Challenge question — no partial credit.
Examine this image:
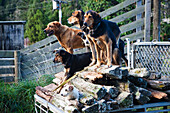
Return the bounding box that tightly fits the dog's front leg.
[92,39,101,67]
[106,39,112,68]
[87,37,96,66]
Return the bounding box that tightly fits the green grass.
[0,75,55,113]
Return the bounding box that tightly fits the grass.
[0,75,55,113]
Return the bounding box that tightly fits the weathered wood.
[129,68,150,78]
[0,50,14,58]
[136,0,142,32]
[0,66,15,68]
[146,80,170,90]
[121,30,144,41]
[153,0,161,41]
[21,42,60,63]
[87,65,122,79]
[110,5,144,23]
[0,74,15,77]
[147,71,161,80]
[144,0,151,41]
[78,71,103,81]
[120,18,144,33]
[147,88,167,99]
[0,68,15,74]
[0,22,25,50]
[21,35,57,54]
[116,91,133,108]
[99,0,137,18]
[128,76,147,88]
[14,51,19,82]
[22,64,63,79]
[72,77,106,99]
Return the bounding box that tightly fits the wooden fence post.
[144,0,151,42]
[14,51,20,82]
[153,0,161,41]
[136,0,142,32]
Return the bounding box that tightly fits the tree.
[24,0,46,43]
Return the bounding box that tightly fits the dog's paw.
[89,60,96,66]
[106,63,112,68]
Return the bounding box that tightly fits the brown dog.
[44,21,85,54]
[67,10,85,29]
[82,10,120,67]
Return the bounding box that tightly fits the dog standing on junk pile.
[53,49,92,93]
[81,10,121,68]
[68,10,128,67]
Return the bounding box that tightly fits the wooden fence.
[0,50,20,82]
[99,0,151,42]
[19,0,151,79]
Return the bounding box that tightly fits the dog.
[60,85,79,101]
[67,10,85,29]
[68,10,128,66]
[44,21,85,54]
[53,49,92,93]
[82,10,121,67]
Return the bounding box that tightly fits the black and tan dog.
[44,21,85,54]
[53,49,92,93]
[68,10,128,66]
[82,10,121,67]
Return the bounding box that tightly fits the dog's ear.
[80,10,85,16]
[59,49,66,56]
[93,11,101,24]
[53,48,59,53]
[53,21,61,27]
[69,85,74,91]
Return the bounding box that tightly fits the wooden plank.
[144,0,151,42]
[120,18,144,33]
[22,64,63,79]
[0,74,15,77]
[22,61,61,76]
[21,42,60,62]
[21,53,54,68]
[21,35,58,54]
[121,30,144,41]
[0,58,15,60]
[109,5,145,23]
[0,68,15,74]
[14,51,18,82]
[0,60,14,66]
[0,50,14,58]
[99,0,137,18]
[136,0,142,32]
[0,66,15,68]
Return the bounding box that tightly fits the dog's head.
[60,85,75,97]
[53,49,68,63]
[44,21,61,36]
[67,10,85,25]
[83,10,101,28]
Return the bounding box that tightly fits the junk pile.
[35,65,170,113]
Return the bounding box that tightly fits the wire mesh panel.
[133,42,170,76]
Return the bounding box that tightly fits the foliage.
[0,0,169,43]
[0,75,55,113]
